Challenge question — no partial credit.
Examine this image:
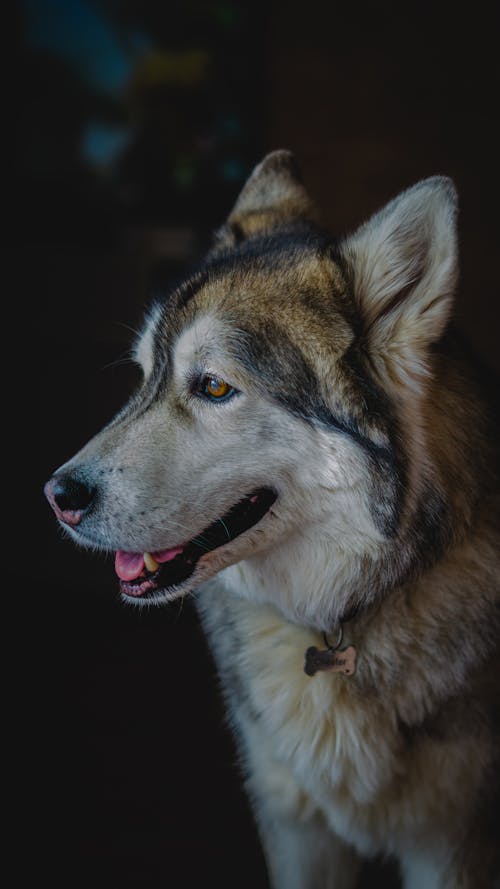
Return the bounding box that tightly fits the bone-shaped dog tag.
[304,645,357,677]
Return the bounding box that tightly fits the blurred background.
[24,0,499,886]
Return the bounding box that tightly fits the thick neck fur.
[220,333,499,672]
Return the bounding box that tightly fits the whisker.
[190,537,214,553]
[173,594,185,624]
[114,320,143,339]
[145,519,216,550]
[101,354,135,372]
[218,518,231,541]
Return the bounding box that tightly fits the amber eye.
[199,375,236,402]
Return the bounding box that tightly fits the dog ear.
[339,177,459,388]
[213,150,319,248]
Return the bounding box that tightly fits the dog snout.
[44,472,97,526]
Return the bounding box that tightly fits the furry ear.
[214,150,319,248]
[339,177,458,387]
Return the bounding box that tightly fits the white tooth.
[144,552,160,572]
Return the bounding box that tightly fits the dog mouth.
[116,487,277,601]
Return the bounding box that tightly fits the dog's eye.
[198,375,236,402]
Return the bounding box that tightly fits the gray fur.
[46,151,500,888]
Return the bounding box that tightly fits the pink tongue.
[115,545,185,581]
[115,551,144,581]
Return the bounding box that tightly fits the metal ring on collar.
[322,623,343,652]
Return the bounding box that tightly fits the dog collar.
[304,607,359,677]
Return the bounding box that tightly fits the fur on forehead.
[140,151,458,398]
[132,234,350,385]
[165,241,356,381]
[172,313,240,380]
[212,151,459,391]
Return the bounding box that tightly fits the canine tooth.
[144,552,160,572]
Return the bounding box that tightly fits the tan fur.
[216,149,320,246]
[46,151,500,888]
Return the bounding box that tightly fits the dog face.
[45,151,458,626]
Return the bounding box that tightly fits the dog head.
[45,151,458,625]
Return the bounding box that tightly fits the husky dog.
[45,151,499,888]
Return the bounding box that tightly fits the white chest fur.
[197,582,406,855]
[196,579,485,861]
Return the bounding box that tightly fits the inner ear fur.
[338,177,459,388]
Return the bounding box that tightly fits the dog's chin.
[118,487,278,607]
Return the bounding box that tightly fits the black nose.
[54,475,95,512]
[45,473,96,522]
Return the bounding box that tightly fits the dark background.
[25,1,499,886]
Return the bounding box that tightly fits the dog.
[45,150,500,888]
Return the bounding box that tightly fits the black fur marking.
[228,319,407,538]
[229,221,245,244]
[341,342,408,535]
[143,228,408,536]
[234,319,390,453]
